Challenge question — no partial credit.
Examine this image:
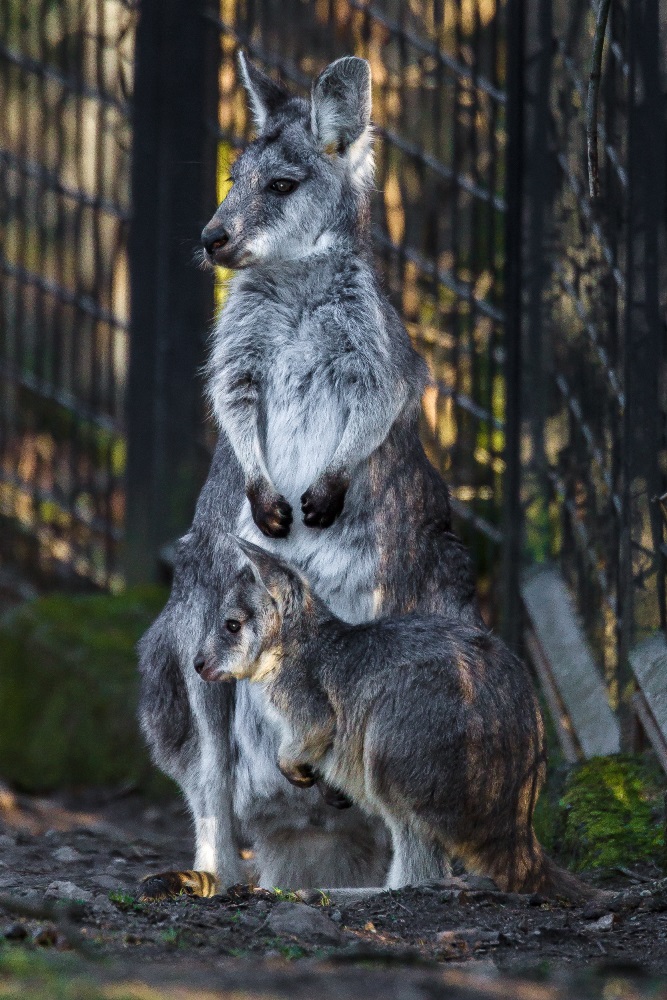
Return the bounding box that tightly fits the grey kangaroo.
[198,539,595,902]
[138,53,482,900]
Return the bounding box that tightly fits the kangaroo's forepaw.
[301,472,349,528]
[317,780,353,809]
[278,760,317,788]
[138,869,218,902]
[247,482,293,538]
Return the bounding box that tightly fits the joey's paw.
[278,759,317,788]
[247,482,293,538]
[138,869,218,901]
[301,471,350,528]
[317,780,353,810]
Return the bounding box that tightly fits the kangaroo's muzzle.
[201,224,230,261]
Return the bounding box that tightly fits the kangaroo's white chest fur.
[261,323,346,503]
[211,269,380,625]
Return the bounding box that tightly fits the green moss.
[559,755,665,871]
[0,586,174,795]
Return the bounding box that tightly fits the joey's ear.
[238,51,289,131]
[233,537,305,614]
[311,56,371,152]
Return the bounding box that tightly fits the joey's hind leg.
[385,821,450,889]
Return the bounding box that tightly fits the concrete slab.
[522,565,620,758]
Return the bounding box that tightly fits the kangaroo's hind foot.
[138,869,219,901]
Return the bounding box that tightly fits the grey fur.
[201,540,594,901]
[139,54,480,892]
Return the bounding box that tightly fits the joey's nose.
[194,653,207,675]
[202,226,229,256]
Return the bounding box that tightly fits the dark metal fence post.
[501,0,526,651]
[619,0,666,745]
[125,0,219,583]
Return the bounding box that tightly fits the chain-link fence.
[0,0,134,591]
[521,0,666,730]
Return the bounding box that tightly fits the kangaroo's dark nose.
[194,653,207,675]
[202,226,229,256]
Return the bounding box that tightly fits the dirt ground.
[2,786,667,999]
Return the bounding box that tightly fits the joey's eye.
[225,619,241,634]
[268,178,298,195]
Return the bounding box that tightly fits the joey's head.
[201,52,373,269]
[194,538,313,683]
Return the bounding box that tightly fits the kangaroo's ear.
[311,56,371,152]
[233,537,306,615]
[238,51,289,131]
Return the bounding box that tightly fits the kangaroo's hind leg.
[137,619,244,901]
[385,820,450,889]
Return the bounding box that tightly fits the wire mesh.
[0,0,135,591]
[521,0,666,712]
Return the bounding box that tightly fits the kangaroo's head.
[194,538,312,683]
[201,53,373,269]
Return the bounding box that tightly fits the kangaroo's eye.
[225,619,241,634]
[268,178,298,195]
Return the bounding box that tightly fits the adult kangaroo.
[137,53,481,900]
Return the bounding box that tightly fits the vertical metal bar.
[620,0,666,743]
[125,0,218,583]
[501,0,525,650]
[522,0,553,567]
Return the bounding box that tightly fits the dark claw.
[300,472,349,529]
[247,484,293,538]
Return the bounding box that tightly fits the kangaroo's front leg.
[220,369,292,538]
[276,721,335,789]
[301,359,411,529]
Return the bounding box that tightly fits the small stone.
[435,927,500,958]
[33,925,58,947]
[92,874,133,892]
[0,834,17,849]
[53,846,83,863]
[44,881,93,903]
[460,875,499,892]
[437,927,500,944]
[91,895,117,915]
[3,923,28,941]
[267,901,342,944]
[587,913,616,932]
